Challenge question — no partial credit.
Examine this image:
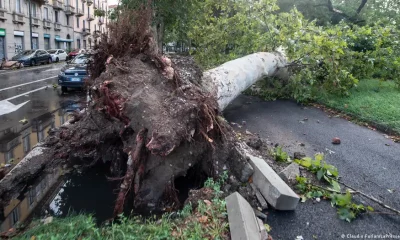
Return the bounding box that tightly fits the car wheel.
[61,86,68,93]
[56,57,59,62]
[30,59,36,66]
[48,58,52,64]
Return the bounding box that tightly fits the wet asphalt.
[0,63,84,130]
[224,95,400,240]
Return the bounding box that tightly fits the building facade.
[0,0,108,60]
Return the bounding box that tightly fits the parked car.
[48,49,68,62]
[11,49,52,66]
[67,49,86,60]
[58,53,91,93]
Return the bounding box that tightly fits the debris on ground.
[332,137,341,144]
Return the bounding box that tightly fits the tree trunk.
[202,51,287,111]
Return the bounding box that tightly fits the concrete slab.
[226,192,265,240]
[247,154,300,210]
[279,162,300,182]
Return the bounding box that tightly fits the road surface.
[224,95,400,240]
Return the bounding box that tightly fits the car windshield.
[16,50,35,56]
[71,54,89,64]
[47,50,57,54]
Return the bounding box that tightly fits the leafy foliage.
[271,146,291,162]
[294,153,374,222]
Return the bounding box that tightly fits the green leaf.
[337,208,356,222]
[316,169,324,180]
[330,180,341,192]
[367,206,374,212]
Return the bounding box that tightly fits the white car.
[48,49,68,62]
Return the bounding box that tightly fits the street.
[224,95,400,239]
[0,64,85,166]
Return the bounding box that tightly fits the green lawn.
[315,79,400,134]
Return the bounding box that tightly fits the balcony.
[93,30,101,38]
[54,22,61,31]
[12,12,25,24]
[87,0,93,6]
[82,27,90,36]
[32,17,41,27]
[75,8,83,16]
[0,9,7,21]
[87,14,94,21]
[43,19,52,29]
[98,17,103,25]
[53,1,64,10]
[82,0,86,3]
[64,5,75,15]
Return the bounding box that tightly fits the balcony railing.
[53,1,64,10]
[64,5,75,15]
[43,19,52,29]
[82,27,90,35]
[98,17,103,25]
[12,12,25,24]
[87,14,94,21]
[75,8,83,16]
[32,17,40,27]
[54,22,61,31]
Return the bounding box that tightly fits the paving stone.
[247,154,300,210]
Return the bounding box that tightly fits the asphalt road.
[0,63,84,133]
[224,95,400,240]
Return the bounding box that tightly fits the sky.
[108,0,118,6]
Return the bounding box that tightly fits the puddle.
[0,97,85,231]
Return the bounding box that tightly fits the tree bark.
[202,51,287,111]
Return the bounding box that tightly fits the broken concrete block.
[279,163,300,182]
[247,154,300,210]
[226,192,264,240]
[250,183,268,210]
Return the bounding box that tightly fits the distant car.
[58,53,91,93]
[11,49,52,66]
[48,49,68,62]
[67,49,86,60]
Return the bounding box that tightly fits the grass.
[14,177,229,240]
[315,79,400,134]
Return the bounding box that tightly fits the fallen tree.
[0,6,288,214]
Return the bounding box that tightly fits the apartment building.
[0,0,108,59]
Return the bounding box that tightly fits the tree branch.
[356,0,368,15]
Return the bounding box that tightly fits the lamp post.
[28,0,33,49]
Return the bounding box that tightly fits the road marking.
[0,64,62,75]
[0,100,30,116]
[5,86,47,101]
[0,76,57,92]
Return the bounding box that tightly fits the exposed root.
[113,128,148,217]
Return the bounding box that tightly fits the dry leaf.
[204,200,212,206]
[199,216,208,223]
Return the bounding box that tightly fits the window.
[38,124,44,142]
[16,0,21,13]
[77,39,81,49]
[66,15,70,26]
[83,19,85,28]
[5,149,14,163]
[28,188,36,206]
[0,0,3,9]
[44,7,49,20]
[32,3,37,18]
[76,17,79,27]
[55,11,59,23]
[82,2,84,13]
[23,135,31,153]
[11,207,19,225]
[59,50,65,53]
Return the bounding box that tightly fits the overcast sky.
[108,0,118,6]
